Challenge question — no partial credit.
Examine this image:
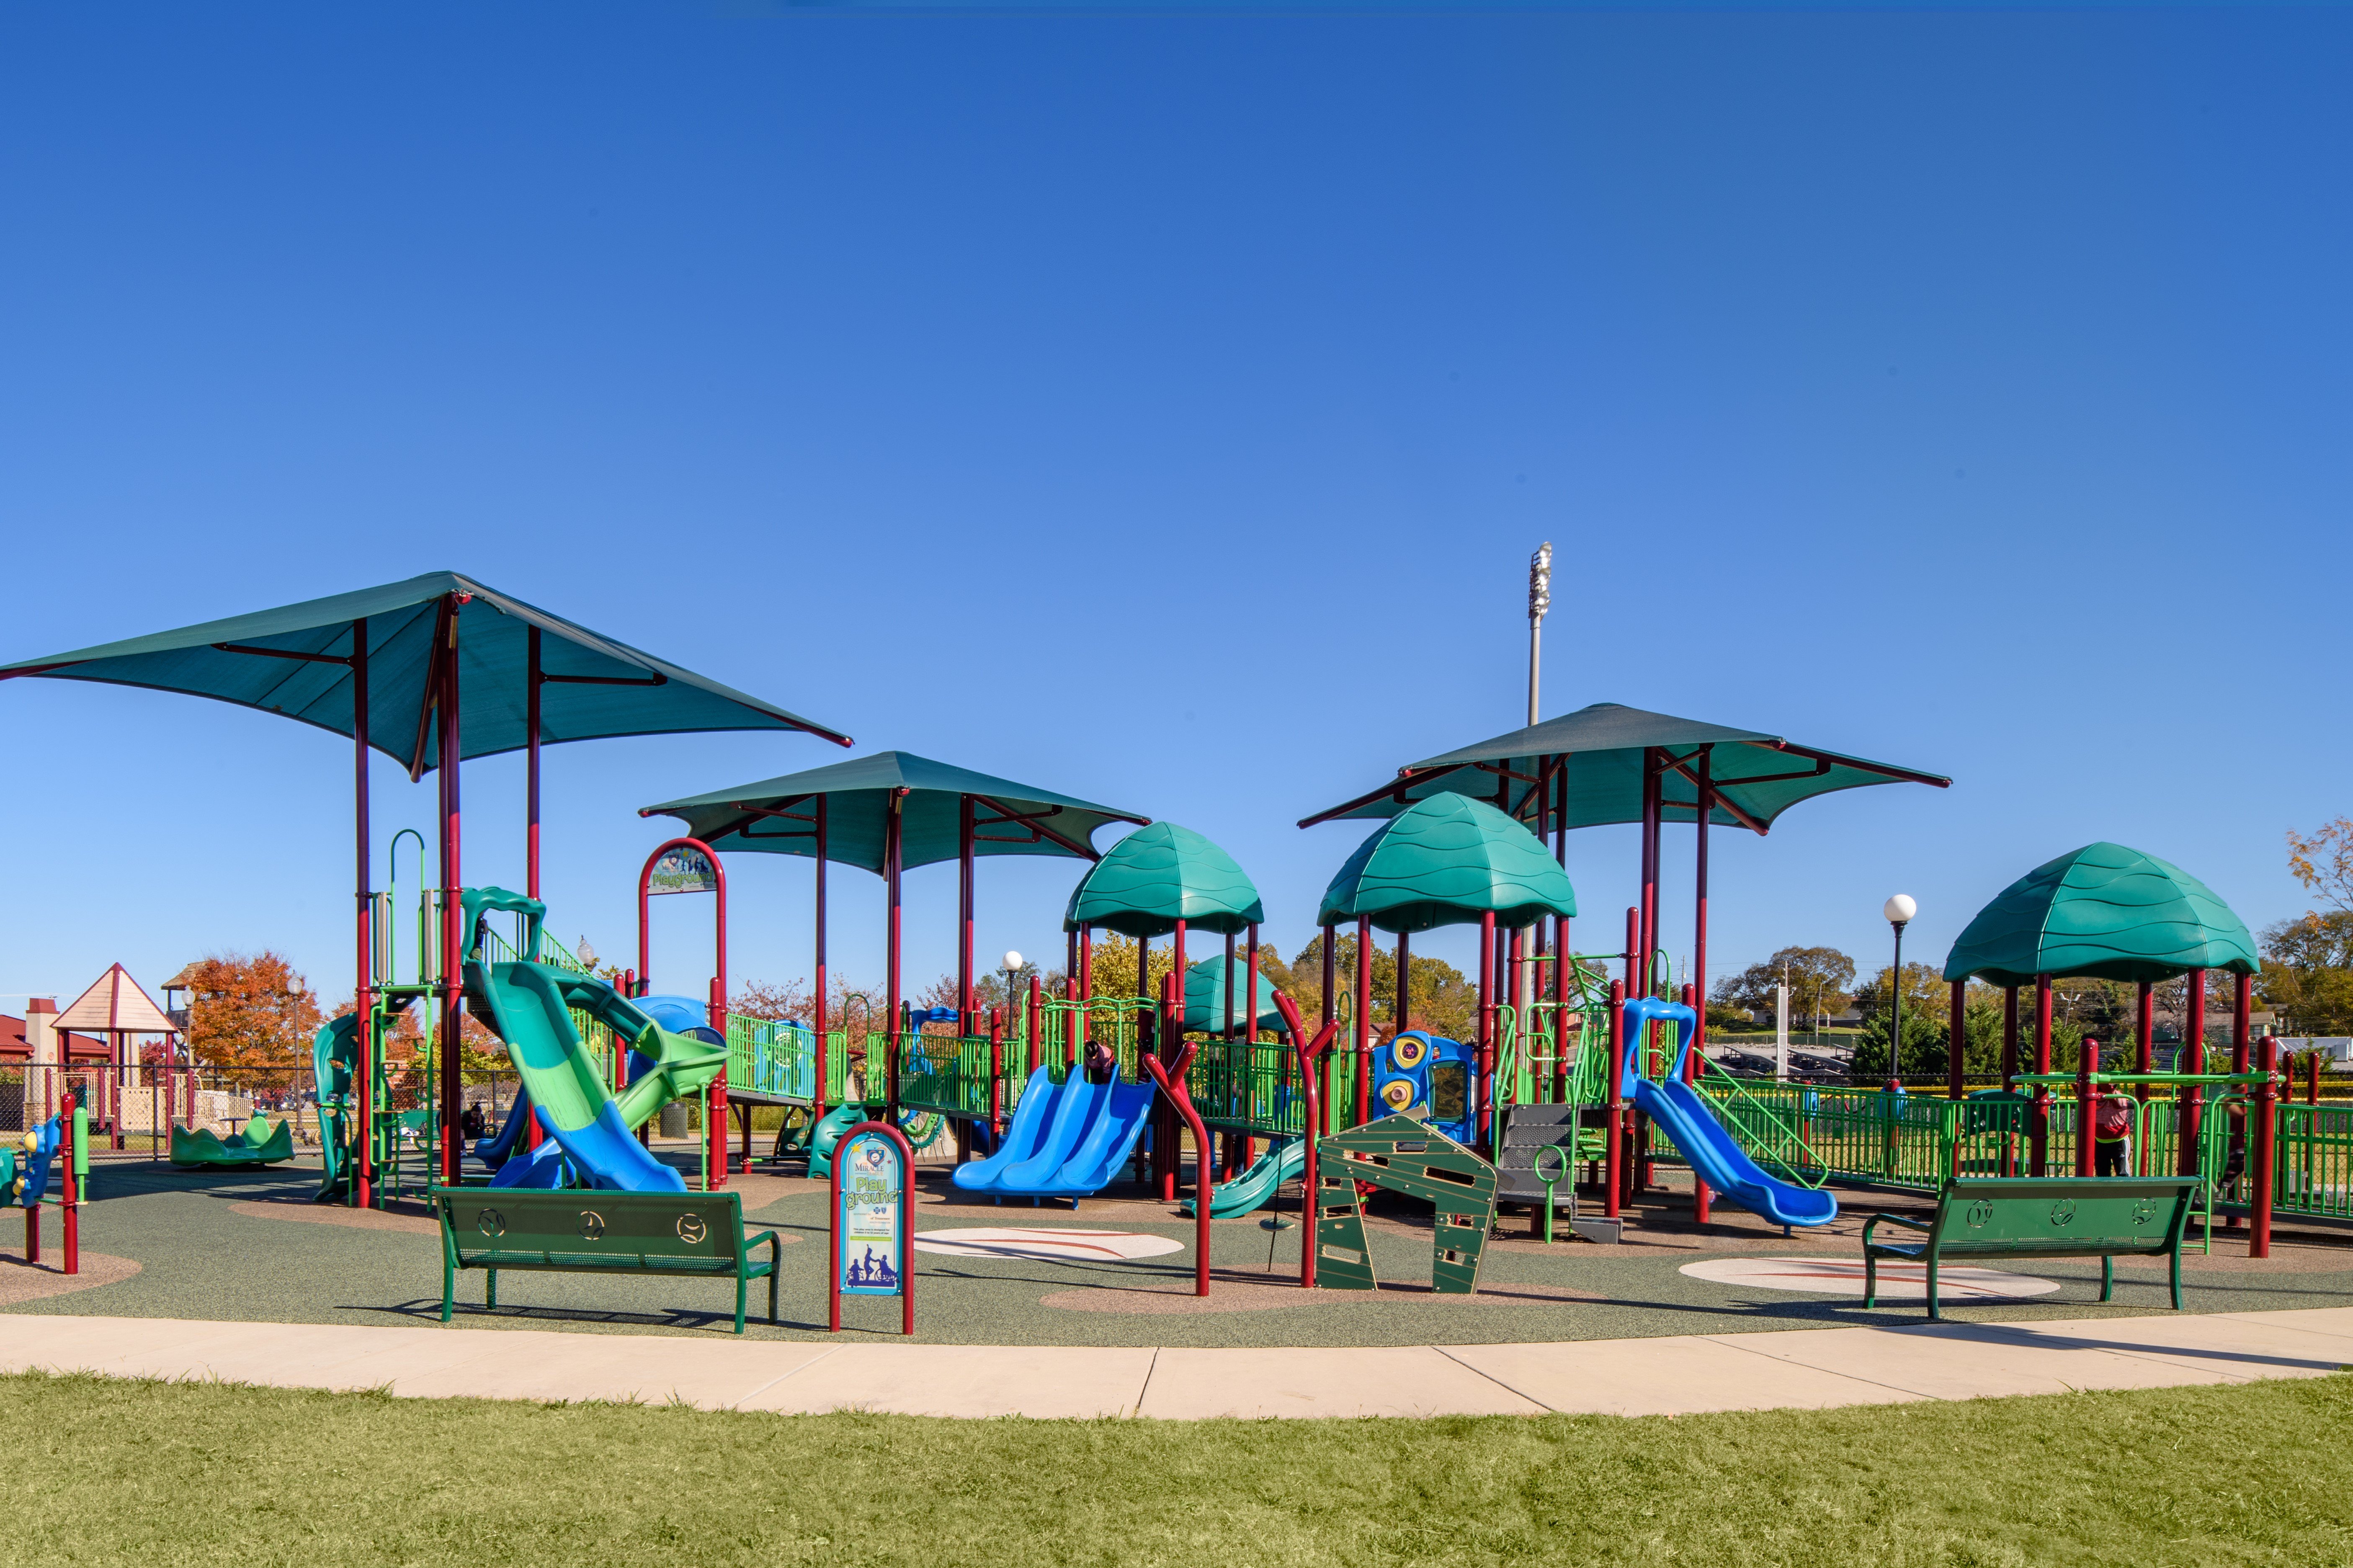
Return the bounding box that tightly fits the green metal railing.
[2273,1100,2353,1219]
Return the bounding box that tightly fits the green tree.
[1282,931,1478,1044]
[2260,912,2353,1035]
[1711,946,1856,1033]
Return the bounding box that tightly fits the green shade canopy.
[1183,956,1285,1035]
[1299,702,1947,837]
[0,571,850,771]
[1942,842,2260,987]
[640,751,1148,875]
[1062,823,1264,937]
[1318,793,1577,934]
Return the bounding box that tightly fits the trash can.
[658,1102,689,1140]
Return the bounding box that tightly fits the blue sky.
[2,5,2346,1016]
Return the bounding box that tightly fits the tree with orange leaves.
[185,951,321,1094]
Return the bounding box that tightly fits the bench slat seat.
[434,1187,782,1334]
[1862,1176,2197,1321]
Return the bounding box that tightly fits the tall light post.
[1527,541,1552,726]
[1884,894,1916,1088]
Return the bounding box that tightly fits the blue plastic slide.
[951,1066,1155,1200]
[1622,996,1837,1229]
[475,1090,534,1170]
[1182,1136,1304,1218]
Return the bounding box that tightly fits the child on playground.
[2093,1088,2133,1176]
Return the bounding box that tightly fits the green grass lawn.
[9,1370,2350,1566]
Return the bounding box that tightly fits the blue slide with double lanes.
[1623,996,1837,1229]
[951,1065,1155,1200]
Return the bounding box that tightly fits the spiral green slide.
[459,888,725,1192]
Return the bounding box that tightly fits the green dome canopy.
[1317,793,1577,934]
[1062,823,1264,937]
[1942,842,2259,987]
[1183,956,1283,1035]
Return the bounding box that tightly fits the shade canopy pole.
[814,795,829,1117]
[436,595,464,1186]
[526,626,542,900]
[1353,916,1372,1127]
[352,616,374,1209]
[886,788,905,1120]
[958,794,975,1031]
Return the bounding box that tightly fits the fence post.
[2076,1036,2098,1178]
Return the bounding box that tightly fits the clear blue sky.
[3,5,2346,1015]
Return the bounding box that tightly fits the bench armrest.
[1862,1213,1933,1247]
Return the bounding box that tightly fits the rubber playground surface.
[10,1148,2353,1352]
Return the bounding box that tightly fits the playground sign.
[647,844,719,895]
[828,1120,915,1334]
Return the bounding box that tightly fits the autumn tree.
[186,951,322,1094]
[1710,946,1857,1033]
[1280,930,1478,1044]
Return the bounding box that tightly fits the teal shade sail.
[1942,842,2259,986]
[0,571,850,770]
[1300,702,1946,837]
[1182,955,1285,1035]
[1318,794,1577,934]
[641,751,1148,875]
[1062,823,1264,937]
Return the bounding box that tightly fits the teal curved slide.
[1622,996,1836,1228]
[459,886,724,1193]
[1182,1137,1304,1218]
[951,1066,1154,1200]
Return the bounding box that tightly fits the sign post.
[828,1120,915,1335]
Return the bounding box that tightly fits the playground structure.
[3,1091,88,1272]
[0,566,2338,1317]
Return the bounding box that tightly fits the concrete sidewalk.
[8,1308,2351,1418]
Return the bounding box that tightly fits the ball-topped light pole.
[1527,541,1553,727]
[1884,894,1916,1089]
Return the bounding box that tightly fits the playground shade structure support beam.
[2252,1035,2277,1258]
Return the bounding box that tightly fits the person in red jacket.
[2093,1089,2134,1176]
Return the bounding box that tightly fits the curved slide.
[1182,1136,1304,1218]
[1622,997,1836,1229]
[951,1066,1154,1200]
[460,893,725,1192]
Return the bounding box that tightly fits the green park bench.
[433,1187,784,1334]
[1862,1175,2199,1321]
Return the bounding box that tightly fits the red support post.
[1477,910,1496,1147]
[352,615,374,1209]
[2232,971,2253,1077]
[1138,996,1211,1298]
[814,795,829,1116]
[1948,979,1966,1102]
[885,789,905,1121]
[2252,1034,2277,1259]
[957,794,975,1032]
[1245,924,1260,1046]
[1162,920,1186,1202]
[1624,906,1640,1000]
[1682,981,1708,1223]
[1397,929,1412,1043]
[2137,981,2155,1074]
[2181,969,2206,1177]
[2075,1035,2098,1178]
[2032,974,2052,1178]
[1273,993,1331,1292]
[436,596,464,1187]
[1352,917,1372,1128]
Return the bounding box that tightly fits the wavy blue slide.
[951,1066,1155,1200]
[1623,996,1837,1229]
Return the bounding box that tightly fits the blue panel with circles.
[1372,1030,1477,1148]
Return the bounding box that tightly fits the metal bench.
[1863,1175,2198,1321]
[433,1187,783,1334]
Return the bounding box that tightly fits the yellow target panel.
[1390,1035,1429,1071]
[1380,1079,1417,1112]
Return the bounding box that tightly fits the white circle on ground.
[1679,1255,2063,1301]
[912,1227,1183,1262]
